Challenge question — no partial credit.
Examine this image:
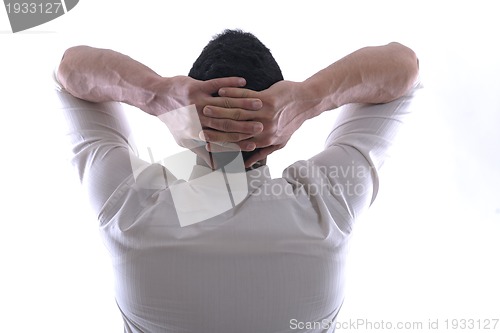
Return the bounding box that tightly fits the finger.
[222,98,262,111]
[218,87,258,99]
[204,141,245,153]
[208,97,262,111]
[201,114,263,134]
[206,142,256,153]
[244,146,280,168]
[203,105,263,121]
[204,77,246,94]
[200,130,257,151]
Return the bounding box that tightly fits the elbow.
[394,42,420,87]
[57,45,90,91]
[387,42,420,99]
[403,46,420,91]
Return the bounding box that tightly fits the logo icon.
[3,0,79,33]
[128,104,250,227]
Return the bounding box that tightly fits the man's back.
[104,165,346,332]
[55,36,419,332]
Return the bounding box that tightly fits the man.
[55,30,419,332]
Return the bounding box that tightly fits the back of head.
[189,29,284,91]
[189,29,284,169]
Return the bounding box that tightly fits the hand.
[144,75,264,151]
[201,80,309,167]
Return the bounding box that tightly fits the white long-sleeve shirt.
[55,70,420,333]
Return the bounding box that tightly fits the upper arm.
[288,82,422,222]
[54,70,149,216]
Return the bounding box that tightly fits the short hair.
[189,29,284,168]
[189,29,284,91]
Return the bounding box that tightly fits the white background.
[1,1,499,332]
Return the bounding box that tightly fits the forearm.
[57,45,267,153]
[299,42,419,117]
[57,46,161,113]
[199,42,418,167]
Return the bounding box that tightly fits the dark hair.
[189,29,284,169]
[189,29,284,91]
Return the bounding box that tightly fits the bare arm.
[57,46,264,150]
[57,46,159,108]
[301,42,419,110]
[202,42,420,166]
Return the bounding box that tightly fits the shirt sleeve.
[284,81,422,228]
[53,68,150,217]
